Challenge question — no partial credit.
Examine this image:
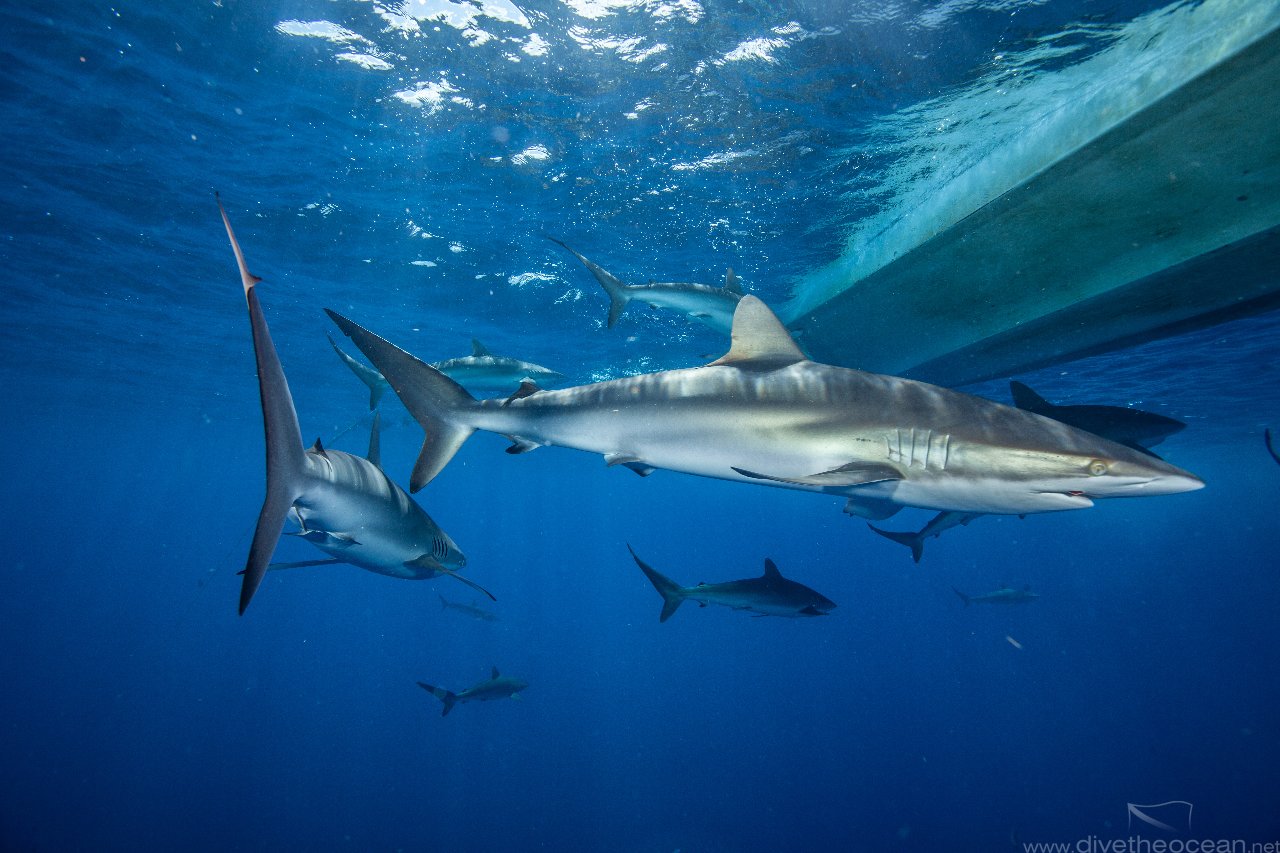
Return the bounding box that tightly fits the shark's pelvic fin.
[605,453,654,476]
[709,296,806,367]
[842,495,903,521]
[219,196,306,616]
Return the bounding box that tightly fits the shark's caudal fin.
[417,681,460,716]
[953,587,971,607]
[219,196,307,615]
[327,333,387,410]
[325,310,477,491]
[868,524,925,563]
[1009,381,1051,414]
[627,544,686,623]
[548,237,631,328]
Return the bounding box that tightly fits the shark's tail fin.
[627,545,686,623]
[327,333,387,410]
[417,681,459,716]
[867,523,925,563]
[1009,381,1051,414]
[219,196,306,616]
[325,310,477,491]
[953,587,971,607]
[548,237,631,328]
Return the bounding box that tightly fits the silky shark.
[326,295,1203,520]
[953,584,1039,606]
[220,198,493,614]
[550,237,743,334]
[431,339,565,393]
[1010,381,1185,456]
[438,593,499,622]
[629,545,835,621]
[417,668,528,716]
[867,511,985,564]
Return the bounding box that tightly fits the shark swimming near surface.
[326,295,1203,521]
[550,237,743,334]
[220,197,493,614]
[431,339,564,393]
[629,545,835,621]
[1009,381,1185,455]
[417,668,528,716]
[953,584,1040,606]
[438,593,499,622]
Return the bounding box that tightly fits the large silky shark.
[220,198,492,614]
[550,237,743,334]
[629,545,835,622]
[326,295,1203,521]
[417,668,528,716]
[1010,381,1185,455]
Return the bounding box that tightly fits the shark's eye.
[1088,460,1108,476]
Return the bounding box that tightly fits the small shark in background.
[328,334,390,410]
[417,668,528,716]
[431,339,564,393]
[219,197,493,614]
[953,584,1040,606]
[867,511,985,564]
[1009,381,1186,455]
[1266,429,1280,466]
[549,237,743,334]
[628,545,836,621]
[438,593,499,622]
[327,295,1203,521]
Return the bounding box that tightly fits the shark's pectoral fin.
[505,436,541,454]
[264,558,347,572]
[605,453,655,477]
[407,555,498,602]
[842,496,903,521]
[732,462,901,488]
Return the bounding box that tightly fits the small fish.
[417,667,528,716]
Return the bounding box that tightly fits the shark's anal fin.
[733,462,901,488]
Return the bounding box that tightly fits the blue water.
[2,1,1279,851]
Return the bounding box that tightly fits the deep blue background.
[1,1,1278,850]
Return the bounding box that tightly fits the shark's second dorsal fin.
[708,296,805,367]
[491,666,500,680]
[762,558,782,580]
[472,339,492,357]
[503,379,542,406]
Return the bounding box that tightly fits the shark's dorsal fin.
[491,666,500,680]
[367,411,382,469]
[472,339,492,357]
[503,380,542,406]
[1009,381,1051,413]
[311,437,328,458]
[708,296,805,367]
[762,558,782,580]
[724,267,741,295]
